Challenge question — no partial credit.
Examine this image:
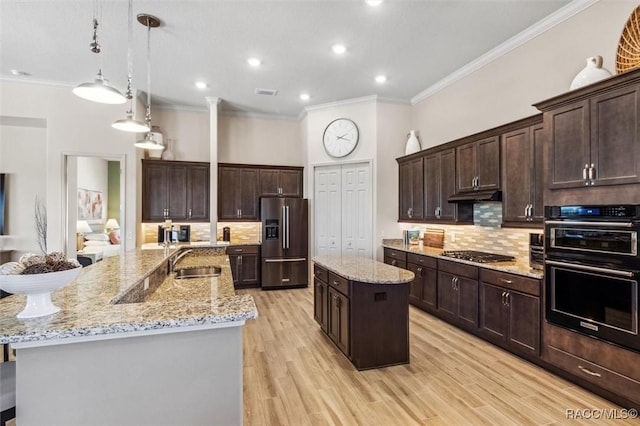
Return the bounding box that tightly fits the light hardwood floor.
[241,286,638,425]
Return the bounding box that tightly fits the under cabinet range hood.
[447,190,502,203]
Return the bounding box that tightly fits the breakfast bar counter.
[0,245,257,426]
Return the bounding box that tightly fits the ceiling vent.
[255,88,278,96]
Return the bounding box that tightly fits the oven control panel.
[545,204,640,219]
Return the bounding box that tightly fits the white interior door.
[314,162,371,258]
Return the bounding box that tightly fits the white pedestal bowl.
[0,267,82,318]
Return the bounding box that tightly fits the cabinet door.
[507,290,540,356]
[437,271,457,321]
[457,276,479,330]
[218,167,242,220]
[166,164,188,220]
[456,143,477,193]
[423,153,440,220]
[420,266,437,312]
[239,168,259,220]
[476,136,500,191]
[142,162,168,221]
[548,100,590,188]
[438,149,458,221]
[590,85,640,186]
[531,124,545,222]
[328,287,350,356]
[479,282,507,345]
[259,169,280,197]
[279,169,303,197]
[502,127,532,224]
[398,158,423,220]
[398,161,413,220]
[314,279,328,331]
[187,164,210,221]
[407,263,423,306]
[228,254,240,286]
[239,254,260,287]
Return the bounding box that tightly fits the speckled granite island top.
[0,245,258,345]
[382,241,543,279]
[313,254,415,284]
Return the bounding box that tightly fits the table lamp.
[105,218,120,233]
[77,220,92,251]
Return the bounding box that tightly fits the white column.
[206,97,221,242]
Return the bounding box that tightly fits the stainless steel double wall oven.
[544,205,640,352]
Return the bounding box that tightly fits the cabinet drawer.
[313,264,328,283]
[437,259,478,280]
[407,253,437,269]
[547,345,640,404]
[384,257,407,269]
[480,269,540,296]
[384,248,407,262]
[328,272,350,296]
[227,245,260,255]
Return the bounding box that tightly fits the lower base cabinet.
[313,263,409,370]
[227,245,261,288]
[437,259,479,331]
[407,253,437,313]
[479,269,540,359]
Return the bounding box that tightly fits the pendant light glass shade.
[112,113,150,132]
[74,70,126,104]
[134,132,164,149]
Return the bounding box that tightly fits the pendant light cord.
[145,17,152,127]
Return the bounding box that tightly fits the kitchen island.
[0,245,257,426]
[312,254,414,370]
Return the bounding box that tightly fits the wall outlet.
[143,277,150,291]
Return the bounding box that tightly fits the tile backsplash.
[216,222,261,243]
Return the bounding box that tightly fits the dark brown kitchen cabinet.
[313,264,329,331]
[328,286,350,355]
[259,167,303,197]
[534,72,640,193]
[437,259,478,332]
[501,118,544,226]
[383,248,407,269]
[456,136,500,194]
[398,157,424,221]
[479,269,541,359]
[227,245,260,288]
[142,160,209,222]
[218,166,259,221]
[424,148,472,223]
[407,253,437,314]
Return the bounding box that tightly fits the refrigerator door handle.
[264,258,307,263]
[281,205,287,250]
[285,205,290,249]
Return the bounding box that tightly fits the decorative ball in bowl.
[0,266,82,319]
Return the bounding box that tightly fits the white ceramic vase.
[405,130,421,156]
[161,139,175,161]
[570,56,612,90]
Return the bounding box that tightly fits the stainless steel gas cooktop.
[441,250,515,263]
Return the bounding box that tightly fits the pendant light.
[112,0,150,132]
[73,1,126,104]
[134,13,164,150]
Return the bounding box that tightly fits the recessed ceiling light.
[194,81,208,90]
[332,44,347,55]
[247,57,262,67]
[10,69,30,76]
[300,93,310,101]
[375,75,387,83]
[366,0,383,6]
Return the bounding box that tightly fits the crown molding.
[411,0,599,105]
[218,109,298,121]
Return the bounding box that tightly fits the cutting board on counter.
[423,228,445,248]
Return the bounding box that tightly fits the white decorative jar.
[405,130,421,156]
[570,56,613,90]
[161,139,175,161]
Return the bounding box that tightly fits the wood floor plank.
[241,287,631,425]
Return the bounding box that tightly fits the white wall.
[411,1,638,148]
[152,107,210,162]
[0,118,47,259]
[0,81,140,253]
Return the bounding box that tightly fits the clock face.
[323,118,359,158]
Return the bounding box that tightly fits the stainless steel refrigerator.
[261,197,308,289]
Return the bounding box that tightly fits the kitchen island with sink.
[0,245,257,426]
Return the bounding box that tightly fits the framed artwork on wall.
[78,188,104,222]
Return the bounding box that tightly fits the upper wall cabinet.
[424,148,472,223]
[534,69,640,204]
[259,167,303,198]
[501,117,544,227]
[455,136,500,194]
[398,157,424,221]
[142,160,210,222]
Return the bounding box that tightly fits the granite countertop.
[0,245,258,345]
[382,241,543,279]
[313,254,415,284]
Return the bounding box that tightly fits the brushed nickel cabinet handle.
[500,278,513,284]
[578,365,601,377]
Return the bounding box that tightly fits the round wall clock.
[323,118,359,158]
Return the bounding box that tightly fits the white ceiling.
[1,0,572,119]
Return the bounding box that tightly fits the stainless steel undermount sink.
[174,266,222,279]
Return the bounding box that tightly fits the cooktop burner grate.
[441,250,515,263]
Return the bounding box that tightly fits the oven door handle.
[544,220,634,227]
[546,260,634,277]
